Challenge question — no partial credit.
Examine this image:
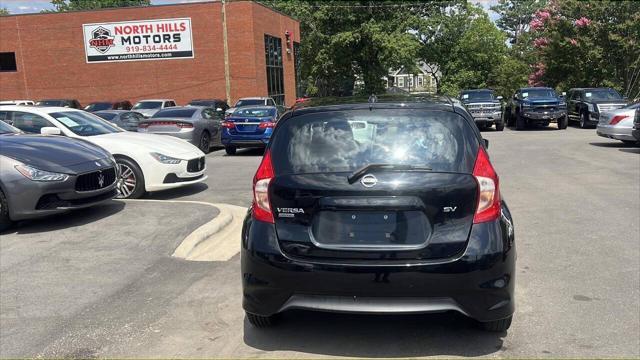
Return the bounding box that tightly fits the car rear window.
[235,99,264,107]
[233,107,275,117]
[270,109,478,175]
[85,103,112,111]
[152,109,197,118]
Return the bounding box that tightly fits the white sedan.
[0,106,207,198]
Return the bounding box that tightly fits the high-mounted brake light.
[252,150,275,223]
[609,115,629,125]
[472,147,501,223]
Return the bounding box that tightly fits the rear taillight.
[259,121,276,129]
[609,115,629,125]
[472,147,500,223]
[221,121,235,128]
[138,123,149,129]
[177,122,193,129]
[252,150,275,223]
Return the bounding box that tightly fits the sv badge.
[443,206,457,213]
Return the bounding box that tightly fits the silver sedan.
[597,103,640,144]
[137,106,222,153]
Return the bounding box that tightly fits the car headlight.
[15,164,69,182]
[150,152,182,164]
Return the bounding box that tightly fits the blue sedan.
[221,106,278,155]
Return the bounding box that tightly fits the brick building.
[0,1,301,107]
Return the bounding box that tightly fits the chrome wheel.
[116,163,136,198]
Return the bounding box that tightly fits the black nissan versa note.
[241,95,516,332]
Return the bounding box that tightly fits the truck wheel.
[495,120,505,131]
[515,113,526,130]
[580,112,590,129]
[558,115,568,130]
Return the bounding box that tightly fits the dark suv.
[241,96,516,332]
[505,87,567,130]
[459,89,504,131]
[566,88,628,128]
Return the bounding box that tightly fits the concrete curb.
[122,199,247,261]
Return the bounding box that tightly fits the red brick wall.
[0,1,299,107]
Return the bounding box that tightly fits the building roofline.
[0,0,297,23]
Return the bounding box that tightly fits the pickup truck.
[459,89,504,131]
[566,88,628,128]
[505,87,567,130]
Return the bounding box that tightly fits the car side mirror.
[41,127,61,136]
[483,138,489,149]
[496,96,503,101]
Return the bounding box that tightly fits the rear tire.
[0,190,12,232]
[479,315,512,332]
[246,312,276,328]
[199,131,211,154]
[116,157,145,199]
[558,115,568,130]
[515,112,526,130]
[495,120,505,131]
[225,146,237,155]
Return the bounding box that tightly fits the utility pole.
[222,0,231,104]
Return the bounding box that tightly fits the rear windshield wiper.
[347,163,432,184]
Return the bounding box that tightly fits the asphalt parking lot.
[1,125,638,358]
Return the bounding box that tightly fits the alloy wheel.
[116,163,137,198]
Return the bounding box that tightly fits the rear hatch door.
[268,109,480,262]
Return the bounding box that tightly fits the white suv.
[132,99,177,118]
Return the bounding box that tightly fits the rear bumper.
[221,138,269,148]
[241,205,516,322]
[597,125,635,141]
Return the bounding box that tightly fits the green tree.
[529,0,640,98]
[491,0,546,45]
[262,1,430,96]
[50,0,150,11]
[0,7,9,16]
[418,3,509,96]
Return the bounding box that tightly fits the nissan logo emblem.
[360,174,378,188]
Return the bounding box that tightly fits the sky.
[0,0,500,20]
[0,0,209,13]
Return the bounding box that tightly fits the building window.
[0,52,17,72]
[397,77,404,87]
[408,76,414,87]
[264,34,285,106]
[417,76,423,87]
[293,42,302,98]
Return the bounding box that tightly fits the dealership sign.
[82,18,193,63]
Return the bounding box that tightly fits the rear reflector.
[252,150,275,223]
[472,147,501,223]
[609,115,629,125]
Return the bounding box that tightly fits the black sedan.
[241,95,516,331]
[0,121,118,231]
[94,110,145,132]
